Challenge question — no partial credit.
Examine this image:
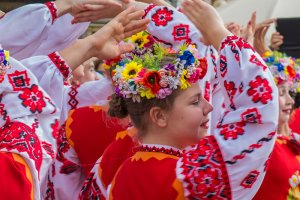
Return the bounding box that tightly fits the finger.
[82,4,106,11]
[83,0,122,7]
[124,24,148,38]
[127,9,146,21]
[250,11,256,31]
[124,18,150,32]
[182,2,201,26]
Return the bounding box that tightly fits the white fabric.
[0,3,89,60]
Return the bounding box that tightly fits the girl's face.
[278,82,295,125]
[165,83,213,147]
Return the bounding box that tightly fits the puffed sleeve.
[177,36,278,199]
[0,2,89,60]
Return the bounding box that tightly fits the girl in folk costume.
[79,2,222,197]
[251,22,300,200]
[84,0,279,199]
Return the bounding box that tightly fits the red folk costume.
[108,32,279,199]
[252,52,300,199]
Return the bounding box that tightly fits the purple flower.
[157,88,173,99]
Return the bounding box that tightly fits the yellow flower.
[129,32,150,48]
[180,70,190,90]
[4,50,9,61]
[140,88,155,99]
[121,61,142,81]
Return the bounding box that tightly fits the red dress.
[253,133,300,199]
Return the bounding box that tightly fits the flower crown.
[0,46,10,82]
[111,31,207,102]
[262,51,300,92]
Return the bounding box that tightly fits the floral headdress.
[0,46,10,83]
[110,31,207,102]
[263,51,300,92]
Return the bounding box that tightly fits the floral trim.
[0,47,11,83]
[177,136,232,199]
[225,132,276,165]
[68,85,79,110]
[48,52,71,81]
[44,2,58,24]
[111,31,207,102]
[288,171,300,199]
[134,144,182,157]
[262,50,300,92]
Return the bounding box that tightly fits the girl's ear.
[149,106,168,128]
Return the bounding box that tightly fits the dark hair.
[108,90,179,134]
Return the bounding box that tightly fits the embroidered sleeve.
[0,5,88,60]
[177,36,278,199]
[143,5,207,55]
[44,2,58,23]
[61,79,113,122]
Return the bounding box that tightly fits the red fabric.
[253,135,300,199]
[0,153,32,200]
[289,108,300,134]
[100,129,137,188]
[110,152,181,200]
[66,106,129,175]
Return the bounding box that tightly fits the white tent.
[217,0,300,25]
[217,0,300,42]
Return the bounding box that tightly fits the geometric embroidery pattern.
[7,70,30,91]
[240,170,260,188]
[172,24,190,41]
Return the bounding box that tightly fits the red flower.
[18,84,46,113]
[220,122,245,140]
[142,71,161,94]
[193,167,222,197]
[287,65,296,78]
[151,7,173,26]
[198,58,208,79]
[247,76,273,104]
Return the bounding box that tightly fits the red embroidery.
[18,84,46,113]
[44,2,58,23]
[179,136,232,199]
[226,132,276,165]
[135,145,182,157]
[172,24,190,41]
[241,108,262,124]
[42,141,55,159]
[0,121,43,173]
[250,54,267,71]
[0,95,9,124]
[143,4,156,18]
[247,75,273,104]
[204,81,211,102]
[80,172,105,200]
[51,119,60,140]
[224,80,237,108]
[240,170,260,188]
[48,52,71,81]
[7,70,30,91]
[45,174,55,200]
[68,85,79,110]
[220,122,245,140]
[151,7,173,26]
[60,159,80,174]
[220,55,227,77]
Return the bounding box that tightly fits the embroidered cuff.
[48,52,71,81]
[45,2,58,24]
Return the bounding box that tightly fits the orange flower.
[198,58,208,79]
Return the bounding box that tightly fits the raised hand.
[270,31,284,50]
[253,19,276,55]
[88,6,150,60]
[181,0,230,49]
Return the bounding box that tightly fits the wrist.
[54,0,72,17]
